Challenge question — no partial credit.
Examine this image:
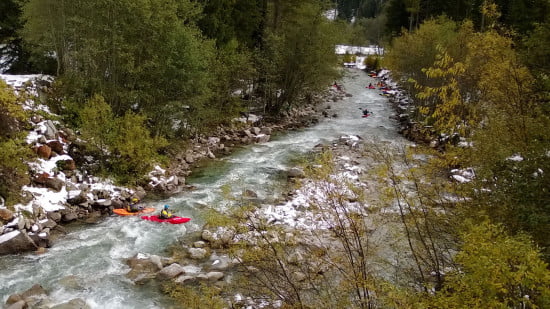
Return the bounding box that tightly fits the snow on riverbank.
[0,74,143,250]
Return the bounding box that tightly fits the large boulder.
[44,177,64,192]
[0,230,38,255]
[126,254,159,284]
[158,263,185,279]
[47,141,64,154]
[36,145,52,159]
[188,248,208,260]
[43,120,58,139]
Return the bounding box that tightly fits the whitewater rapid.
[0,69,403,307]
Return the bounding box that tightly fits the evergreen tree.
[0,0,55,73]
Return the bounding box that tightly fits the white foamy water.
[0,69,405,307]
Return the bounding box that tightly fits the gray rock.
[209,255,232,271]
[251,127,261,135]
[158,263,184,279]
[193,241,206,248]
[287,167,305,178]
[44,177,64,191]
[174,275,195,284]
[20,284,48,303]
[17,216,26,230]
[207,137,220,145]
[5,300,26,309]
[188,248,208,260]
[0,230,38,255]
[41,219,57,229]
[149,255,164,270]
[206,271,224,281]
[201,230,215,242]
[126,255,159,284]
[185,154,194,164]
[43,120,58,139]
[254,134,270,143]
[67,191,87,205]
[207,149,215,159]
[61,211,78,222]
[93,199,112,208]
[47,211,62,222]
[181,264,202,275]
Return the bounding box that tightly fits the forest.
[1,0,550,307]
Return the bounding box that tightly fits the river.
[0,69,405,308]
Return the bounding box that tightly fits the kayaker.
[362,108,370,116]
[159,204,173,219]
[126,197,141,213]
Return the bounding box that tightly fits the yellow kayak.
[113,207,155,216]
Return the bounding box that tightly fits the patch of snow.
[19,185,68,212]
[28,154,73,175]
[457,141,473,148]
[451,175,469,183]
[507,154,524,162]
[6,217,19,228]
[0,230,20,244]
[25,130,41,144]
[335,45,383,56]
[324,9,336,21]
[234,113,262,124]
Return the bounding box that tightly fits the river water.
[0,69,405,308]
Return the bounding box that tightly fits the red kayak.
[141,215,191,224]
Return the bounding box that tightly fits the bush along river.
[0,69,408,308]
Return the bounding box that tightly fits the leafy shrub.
[0,81,31,204]
[78,94,167,184]
[364,54,380,70]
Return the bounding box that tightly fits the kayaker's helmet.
[132,198,139,203]
[164,205,170,210]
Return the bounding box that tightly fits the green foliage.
[110,111,168,184]
[0,81,31,204]
[0,138,31,205]
[414,48,472,135]
[364,55,381,71]
[79,95,115,153]
[162,282,226,309]
[78,95,167,184]
[424,221,550,308]
[384,17,469,93]
[197,0,265,49]
[259,0,340,115]
[0,80,27,137]
[354,13,389,46]
[383,0,549,37]
[21,0,217,139]
[342,53,356,63]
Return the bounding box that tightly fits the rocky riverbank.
[0,74,351,258]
